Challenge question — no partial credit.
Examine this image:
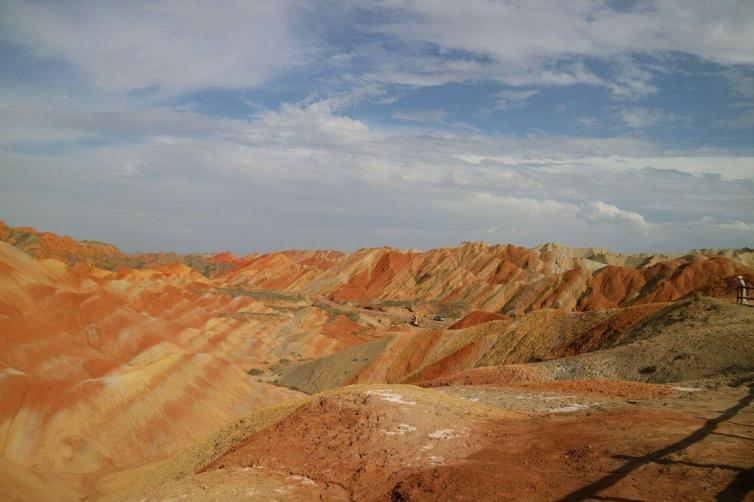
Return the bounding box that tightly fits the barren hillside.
[3,221,752,314]
[1,224,753,501]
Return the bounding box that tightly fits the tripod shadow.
[558,385,754,502]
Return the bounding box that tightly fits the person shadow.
[558,384,754,502]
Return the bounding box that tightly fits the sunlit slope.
[224,241,754,313]
[537,296,754,383]
[277,297,754,393]
[0,220,243,276]
[0,220,125,270]
[3,221,753,314]
[0,242,372,474]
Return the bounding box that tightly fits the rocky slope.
[0,241,393,478]
[276,297,754,393]
[0,220,126,270]
[3,221,752,314]
[96,384,754,502]
[221,242,754,315]
[2,222,754,501]
[0,220,242,277]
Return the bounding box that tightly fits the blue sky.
[0,0,753,253]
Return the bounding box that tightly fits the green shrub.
[247,368,264,376]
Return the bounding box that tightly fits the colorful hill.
[275,297,754,393]
[0,240,395,479]
[2,221,754,501]
[3,222,752,314]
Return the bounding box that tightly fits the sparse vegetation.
[247,368,264,376]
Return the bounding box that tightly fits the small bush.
[247,368,264,376]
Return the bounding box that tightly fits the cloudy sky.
[1,0,753,253]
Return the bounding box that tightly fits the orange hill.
[0,241,392,476]
[2,221,753,313]
[222,242,754,314]
[0,220,242,277]
[449,310,509,329]
[0,220,125,269]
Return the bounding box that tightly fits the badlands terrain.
[1,219,753,500]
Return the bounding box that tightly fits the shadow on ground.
[559,385,754,501]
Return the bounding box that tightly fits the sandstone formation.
[3,221,752,315]
[1,222,753,501]
[0,240,389,479]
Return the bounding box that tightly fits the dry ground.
[85,381,754,501]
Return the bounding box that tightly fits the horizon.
[1,1,753,254]
[3,216,752,257]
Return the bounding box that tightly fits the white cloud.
[606,59,659,100]
[379,1,754,64]
[0,103,246,144]
[363,55,605,90]
[2,98,753,252]
[0,0,304,93]
[392,110,448,122]
[615,107,665,128]
[575,117,598,128]
[714,220,754,232]
[253,101,369,141]
[494,90,539,111]
[586,201,653,233]
[0,2,751,254]
[722,108,754,129]
[390,109,477,131]
[371,0,754,95]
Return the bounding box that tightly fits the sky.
[0,0,753,254]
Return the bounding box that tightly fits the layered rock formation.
[4,221,751,315]
[224,242,754,315]
[0,241,382,476]
[2,222,754,501]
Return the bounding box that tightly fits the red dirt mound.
[639,257,754,304]
[331,250,419,301]
[197,386,753,502]
[322,314,364,350]
[449,310,509,330]
[578,266,646,310]
[557,302,669,356]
